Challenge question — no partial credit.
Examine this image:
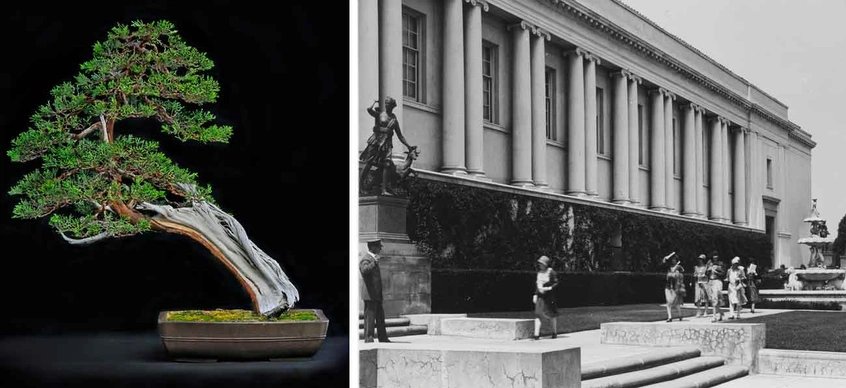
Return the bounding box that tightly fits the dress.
[726,267,747,305]
[746,265,762,303]
[360,108,398,168]
[534,269,559,319]
[707,264,725,307]
[664,267,686,308]
[693,265,710,306]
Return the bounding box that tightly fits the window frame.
[596,87,606,156]
[545,67,556,141]
[482,41,499,125]
[402,8,425,103]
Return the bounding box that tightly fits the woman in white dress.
[725,257,747,319]
[533,256,559,340]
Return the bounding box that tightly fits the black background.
[0,1,349,386]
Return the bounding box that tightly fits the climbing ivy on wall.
[407,179,772,272]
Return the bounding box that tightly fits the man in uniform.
[360,238,390,343]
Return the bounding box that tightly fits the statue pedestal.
[359,196,431,318]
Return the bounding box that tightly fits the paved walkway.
[361,307,845,387]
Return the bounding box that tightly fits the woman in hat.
[707,253,725,322]
[693,254,711,318]
[533,256,559,340]
[725,257,747,319]
[663,252,686,322]
[745,258,762,313]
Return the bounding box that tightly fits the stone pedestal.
[359,196,431,317]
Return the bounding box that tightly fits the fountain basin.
[795,269,846,290]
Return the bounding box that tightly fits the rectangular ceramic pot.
[158,309,329,361]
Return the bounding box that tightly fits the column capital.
[464,0,489,11]
[584,52,602,65]
[682,102,698,112]
[659,87,676,100]
[708,115,723,125]
[563,47,588,58]
[687,102,702,113]
[507,20,534,32]
[627,71,642,84]
[719,117,730,126]
[532,26,551,41]
[610,69,631,79]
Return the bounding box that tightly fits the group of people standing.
[664,251,762,322]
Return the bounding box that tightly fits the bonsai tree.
[7,20,297,317]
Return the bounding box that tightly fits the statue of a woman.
[358,97,415,196]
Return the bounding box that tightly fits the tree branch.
[99,115,108,142]
[60,231,110,245]
[73,121,102,139]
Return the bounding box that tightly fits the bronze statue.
[359,97,416,196]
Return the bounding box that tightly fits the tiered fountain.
[794,199,843,290]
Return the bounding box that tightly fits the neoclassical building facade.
[358,0,816,268]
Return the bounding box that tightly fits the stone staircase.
[358,313,428,340]
[582,347,749,388]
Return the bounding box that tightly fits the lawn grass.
[726,311,846,352]
[468,303,700,334]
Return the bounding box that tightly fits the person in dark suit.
[360,238,390,343]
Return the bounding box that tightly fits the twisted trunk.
[110,200,298,316]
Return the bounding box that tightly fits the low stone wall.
[402,313,467,335]
[758,349,846,379]
[600,322,766,372]
[360,346,581,388]
[439,318,535,340]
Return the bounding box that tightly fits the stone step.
[582,347,702,380]
[640,364,749,388]
[582,356,727,388]
[358,317,411,328]
[358,325,428,340]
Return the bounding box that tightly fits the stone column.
[379,0,402,129]
[509,21,533,187]
[441,0,466,174]
[628,73,642,207]
[681,103,696,216]
[722,120,731,222]
[694,106,706,218]
[747,130,763,229]
[566,48,586,195]
[611,70,630,204]
[359,0,379,153]
[734,127,747,225]
[464,0,489,178]
[531,28,551,189]
[649,89,666,211]
[584,52,600,197]
[709,117,724,221]
[663,90,676,213]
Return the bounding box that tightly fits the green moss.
[166,309,318,322]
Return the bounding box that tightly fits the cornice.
[538,0,811,147]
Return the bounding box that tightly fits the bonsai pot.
[158,309,329,361]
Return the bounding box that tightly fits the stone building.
[358,0,816,269]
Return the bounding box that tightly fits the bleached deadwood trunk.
[135,200,299,316]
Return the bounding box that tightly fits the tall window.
[673,118,680,176]
[766,158,773,189]
[596,88,606,155]
[703,127,710,184]
[545,68,556,140]
[482,42,498,124]
[638,104,646,166]
[402,11,422,101]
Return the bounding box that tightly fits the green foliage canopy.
[834,213,846,256]
[7,20,232,240]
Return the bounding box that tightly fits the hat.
[366,238,383,246]
[698,254,707,260]
[537,256,550,266]
[731,257,740,264]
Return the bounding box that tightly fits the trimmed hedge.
[431,268,705,313]
[408,179,772,273]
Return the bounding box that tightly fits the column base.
[586,191,599,197]
[511,180,535,188]
[532,184,551,192]
[612,199,631,205]
[566,190,588,198]
[650,206,666,212]
[466,169,491,180]
[440,167,468,175]
[709,216,722,222]
[682,212,698,217]
[734,221,748,226]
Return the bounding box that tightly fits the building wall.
[366,0,815,266]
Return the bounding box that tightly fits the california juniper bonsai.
[7,20,297,317]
